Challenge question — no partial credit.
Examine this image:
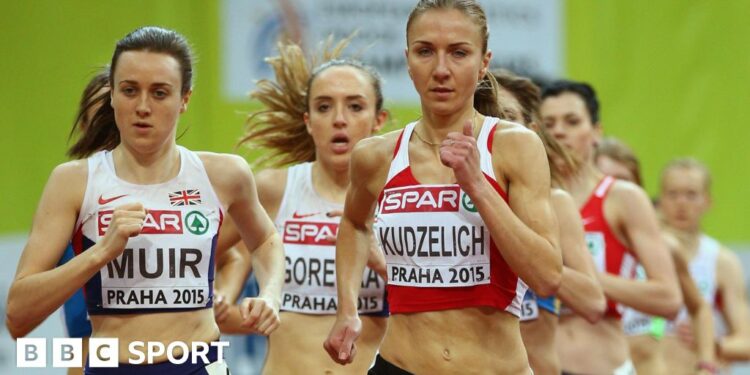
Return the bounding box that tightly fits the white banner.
[222,0,563,103]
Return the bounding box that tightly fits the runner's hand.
[440,120,484,196]
[99,202,145,261]
[323,315,362,365]
[213,293,230,324]
[240,296,280,336]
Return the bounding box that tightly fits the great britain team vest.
[580,176,637,319]
[374,118,527,316]
[73,146,222,315]
[276,163,386,315]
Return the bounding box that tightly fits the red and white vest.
[580,176,637,319]
[374,118,526,316]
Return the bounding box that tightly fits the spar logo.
[461,193,477,212]
[185,211,209,235]
[283,221,337,246]
[98,210,182,236]
[380,186,460,214]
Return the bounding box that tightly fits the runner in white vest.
[595,139,717,375]
[6,27,284,374]
[217,37,389,374]
[659,158,750,373]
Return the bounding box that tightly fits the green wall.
[1,1,747,242]
[566,1,750,243]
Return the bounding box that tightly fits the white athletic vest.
[665,234,720,335]
[73,146,222,314]
[276,163,386,315]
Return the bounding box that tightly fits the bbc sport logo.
[16,338,229,368]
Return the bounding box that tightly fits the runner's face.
[540,92,599,163]
[305,66,385,169]
[406,8,490,117]
[595,155,636,183]
[111,51,190,153]
[659,168,710,231]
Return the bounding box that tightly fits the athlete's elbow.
[584,296,607,324]
[5,310,30,340]
[533,267,562,298]
[659,289,683,320]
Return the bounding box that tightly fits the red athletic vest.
[374,118,526,316]
[580,176,637,319]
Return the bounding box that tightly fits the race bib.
[98,208,216,310]
[519,296,539,322]
[101,247,211,309]
[377,185,491,288]
[281,220,385,314]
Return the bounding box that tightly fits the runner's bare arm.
[203,153,284,335]
[214,243,251,323]
[324,208,387,280]
[215,168,287,334]
[335,138,384,318]
[7,161,144,338]
[716,248,750,361]
[598,182,681,318]
[214,217,252,303]
[325,136,392,365]
[469,125,562,296]
[670,243,716,364]
[552,190,605,323]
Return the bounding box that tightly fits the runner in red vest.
[487,70,606,375]
[540,80,682,374]
[325,1,562,373]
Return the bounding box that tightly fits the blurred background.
[1,0,748,373]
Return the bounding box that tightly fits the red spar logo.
[283,221,337,246]
[98,210,183,236]
[380,186,460,214]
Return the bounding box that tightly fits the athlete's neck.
[311,160,348,203]
[562,163,603,207]
[112,142,180,185]
[417,104,480,144]
[666,227,702,258]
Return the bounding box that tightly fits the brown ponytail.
[67,68,113,158]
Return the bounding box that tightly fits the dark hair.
[541,80,600,124]
[239,36,386,167]
[68,26,194,158]
[67,68,111,157]
[406,0,502,118]
[491,70,578,184]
